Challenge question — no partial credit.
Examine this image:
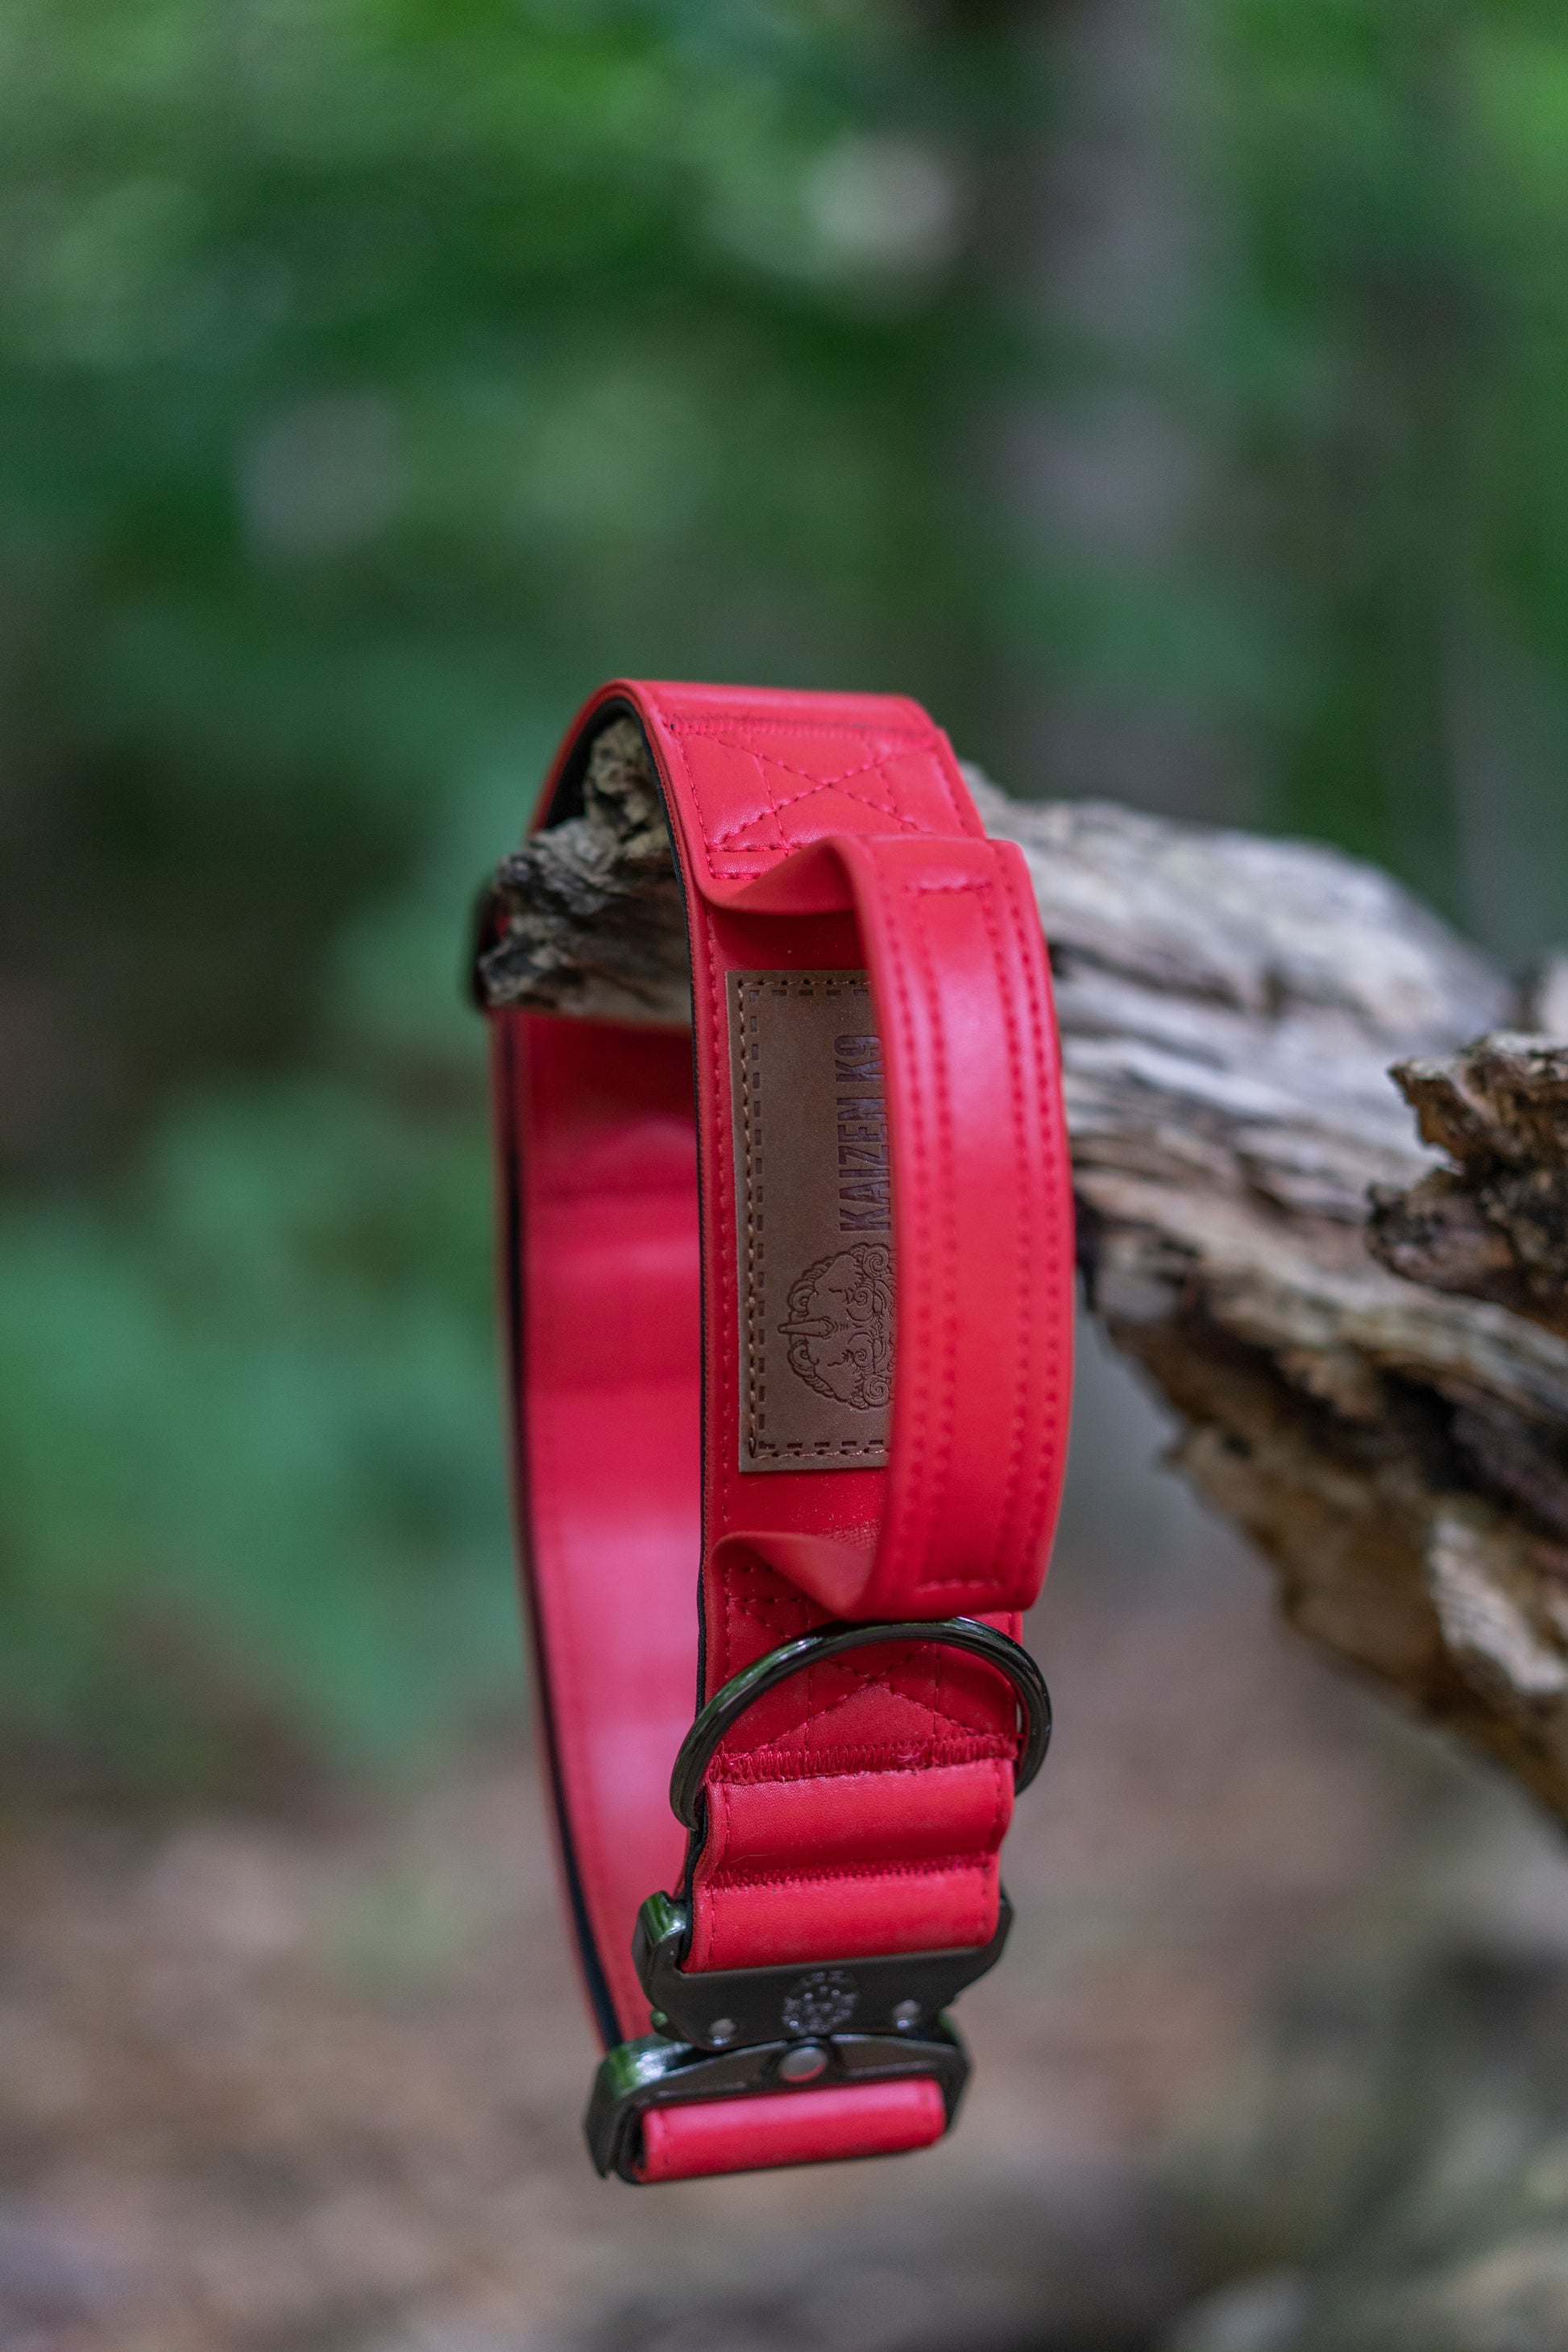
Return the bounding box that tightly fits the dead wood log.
[476,719,1568,1825]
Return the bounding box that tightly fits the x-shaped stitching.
[720,1645,993,1753]
[701,735,940,848]
[724,1587,1011,1752]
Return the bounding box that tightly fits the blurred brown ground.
[2,1335,1552,2352]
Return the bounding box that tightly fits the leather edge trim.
[493,1012,621,2050]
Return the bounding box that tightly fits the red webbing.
[635,2080,947,2183]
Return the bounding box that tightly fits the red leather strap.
[487,681,1073,2177]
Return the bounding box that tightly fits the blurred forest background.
[5,0,1568,1792]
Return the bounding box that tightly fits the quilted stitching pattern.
[720,1568,1014,1757]
[662,717,970,875]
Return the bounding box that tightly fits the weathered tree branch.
[478,720,1568,1826]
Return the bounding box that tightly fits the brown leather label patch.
[728,970,894,1475]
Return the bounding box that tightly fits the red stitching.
[729,1591,813,1645]
[906,873,966,1591]
[713,1743,1013,1786]
[655,715,960,877]
[1003,861,1068,1579]
[932,865,1030,1593]
[989,1756,1009,1848]
[709,1599,1018,1754]
[718,1651,988,1752]
[709,1780,732,1870]
[711,769,931,844]
[698,928,744,1690]
[740,740,788,852]
[734,973,762,1462]
[664,714,935,744]
[708,1745,1016,1786]
[749,749,918,796]
[875,850,934,1592]
[703,1858,995,1891]
[706,746,936,842]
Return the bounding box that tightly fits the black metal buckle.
[633,1888,1013,2051]
[586,2017,973,2182]
[583,1616,1050,2181]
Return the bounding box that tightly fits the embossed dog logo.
[778,1243,894,1410]
[780,1968,858,2036]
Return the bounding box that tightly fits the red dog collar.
[478,682,1073,2183]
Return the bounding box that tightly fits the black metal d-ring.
[669,1616,1052,1832]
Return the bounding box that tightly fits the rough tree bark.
[475,718,1568,1828]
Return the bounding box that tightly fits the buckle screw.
[891,1999,922,2031]
[707,2017,738,2047]
[777,2040,830,2084]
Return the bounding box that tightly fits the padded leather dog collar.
[478,682,1074,2183]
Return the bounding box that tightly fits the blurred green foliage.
[1,0,1565,1785]
[1198,0,1568,928]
